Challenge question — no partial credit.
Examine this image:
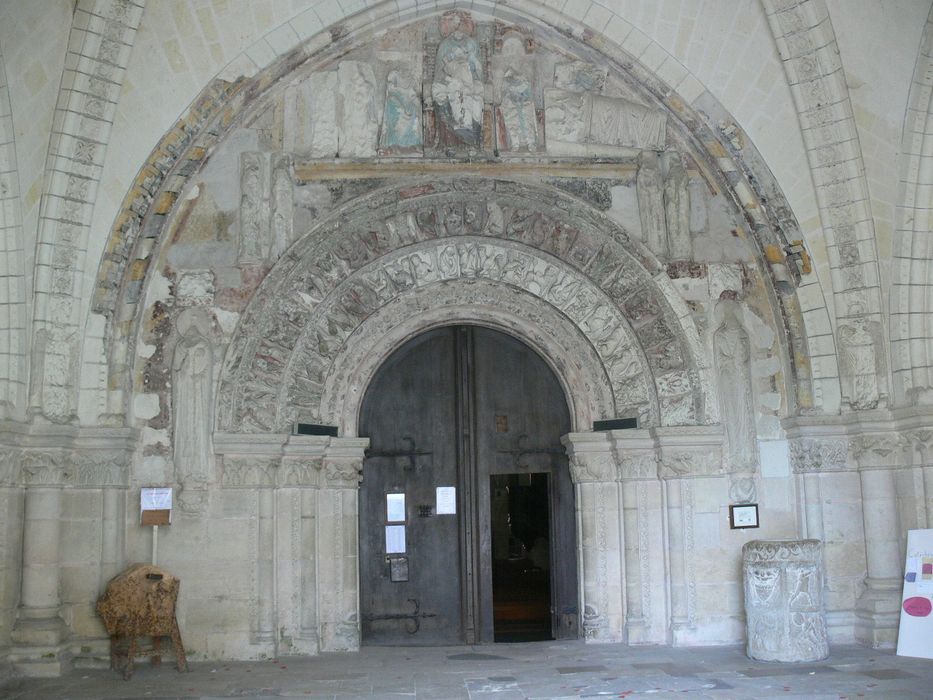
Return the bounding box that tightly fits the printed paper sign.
[386,493,406,523]
[436,486,456,515]
[141,487,172,511]
[385,525,406,554]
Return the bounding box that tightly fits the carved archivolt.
[318,280,614,434]
[217,179,711,434]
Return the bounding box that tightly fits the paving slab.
[3,641,933,699]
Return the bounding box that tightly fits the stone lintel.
[294,159,639,182]
[214,431,290,458]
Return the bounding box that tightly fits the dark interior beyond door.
[359,326,578,645]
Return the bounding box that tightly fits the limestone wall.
[0,0,931,681]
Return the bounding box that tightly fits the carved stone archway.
[217,177,713,437]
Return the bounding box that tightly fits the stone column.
[317,437,368,652]
[799,471,825,540]
[657,426,724,646]
[785,420,861,639]
[100,487,126,584]
[11,450,69,676]
[215,432,288,656]
[280,435,329,655]
[852,430,907,648]
[609,429,662,644]
[256,488,275,644]
[562,432,624,643]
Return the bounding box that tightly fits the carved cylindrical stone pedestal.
[743,540,828,662]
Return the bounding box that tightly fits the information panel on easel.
[897,528,933,659]
[141,487,172,525]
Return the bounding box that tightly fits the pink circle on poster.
[903,596,932,617]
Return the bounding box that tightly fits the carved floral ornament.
[217,179,709,435]
[219,455,362,489]
[789,437,849,473]
[0,448,131,487]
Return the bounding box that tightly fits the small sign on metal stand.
[141,487,172,565]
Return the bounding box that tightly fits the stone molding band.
[214,433,368,489]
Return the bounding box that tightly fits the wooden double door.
[359,326,579,645]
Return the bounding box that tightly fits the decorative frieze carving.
[617,452,658,480]
[659,449,723,479]
[72,452,129,488]
[789,437,849,473]
[280,459,323,488]
[19,450,70,486]
[0,448,19,486]
[568,453,617,483]
[221,457,279,488]
[322,459,363,489]
[850,432,907,470]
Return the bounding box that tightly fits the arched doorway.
[359,325,578,645]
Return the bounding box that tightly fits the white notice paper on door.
[436,486,456,515]
[385,525,406,554]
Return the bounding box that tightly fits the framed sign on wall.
[729,503,759,529]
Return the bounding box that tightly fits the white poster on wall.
[897,528,933,659]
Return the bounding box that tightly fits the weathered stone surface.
[743,539,828,662]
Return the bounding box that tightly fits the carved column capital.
[220,457,280,488]
[607,429,658,481]
[850,432,908,470]
[0,447,20,487]
[72,450,131,488]
[654,425,723,479]
[562,432,617,483]
[215,432,289,488]
[322,437,368,490]
[279,458,324,488]
[788,437,850,473]
[19,450,71,487]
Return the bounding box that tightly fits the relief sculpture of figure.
[432,11,484,148]
[715,306,756,471]
[238,153,266,264]
[838,312,880,410]
[498,66,536,151]
[270,155,293,260]
[173,308,215,487]
[381,68,422,152]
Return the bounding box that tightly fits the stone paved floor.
[3,641,933,699]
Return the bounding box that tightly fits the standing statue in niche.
[172,308,215,489]
[432,11,484,148]
[838,310,881,410]
[269,155,293,260]
[498,66,536,151]
[381,68,422,152]
[238,153,266,264]
[714,306,756,471]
